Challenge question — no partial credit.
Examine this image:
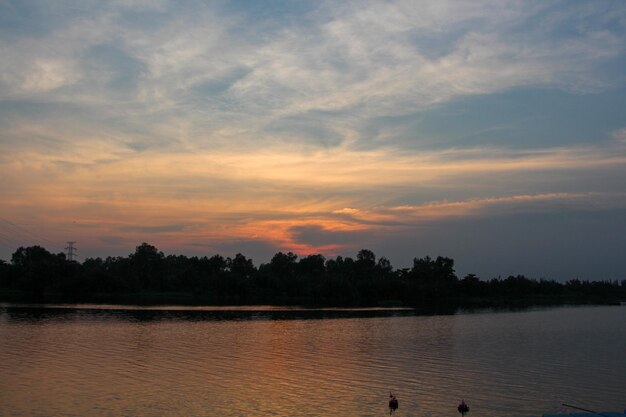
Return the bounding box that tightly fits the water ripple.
[1,305,625,417]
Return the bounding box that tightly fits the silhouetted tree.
[375,257,393,277]
[355,249,376,279]
[228,253,256,279]
[12,246,62,294]
[1,243,623,307]
[270,252,298,279]
[460,273,483,296]
[129,243,165,290]
[297,254,326,277]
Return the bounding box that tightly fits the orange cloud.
[2,139,626,259]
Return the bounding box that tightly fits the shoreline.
[1,288,622,311]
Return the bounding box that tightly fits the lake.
[0,304,624,417]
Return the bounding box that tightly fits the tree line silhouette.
[1,243,624,307]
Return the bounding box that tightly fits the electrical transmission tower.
[65,241,77,261]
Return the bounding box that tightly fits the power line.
[0,219,82,261]
[1,219,59,246]
[0,218,64,253]
[0,236,16,253]
[0,229,23,252]
[0,231,16,246]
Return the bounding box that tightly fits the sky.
[1,0,625,281]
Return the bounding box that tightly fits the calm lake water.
[0,304,624,417]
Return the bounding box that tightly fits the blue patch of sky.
[0,1,84,38]
[0,1,45,38]
[217,0,318,25]
[264,114,344,147]
[83,44,147,93]
[215,0,322,44]
[121,131,184,153]
[382,161,626,210]
[514,165,626,195]
[508,1,624,40]
[114,7,172,31]
[0,99,72,119]
[0,100,102,138]
[409,26,471,60]
[358,87,626,151]
[193,67,252,96]
[406,11,496,61]
[597,53,626,86]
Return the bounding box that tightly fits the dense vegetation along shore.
[1,243,624,307]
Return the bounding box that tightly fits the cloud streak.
[2,1,624,136]
[1,0,626,278]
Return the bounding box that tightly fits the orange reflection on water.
[2,306,626,416]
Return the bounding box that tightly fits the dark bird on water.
[458,399,470,416]
[389,393,399,415]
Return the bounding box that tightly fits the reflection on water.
[0,304,624,417]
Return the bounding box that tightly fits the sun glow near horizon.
[1,0,626,279]
[3,142,626,266]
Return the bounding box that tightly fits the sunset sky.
[1,0,625,280]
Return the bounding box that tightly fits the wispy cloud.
[3,139,625,257]
[335,192,626,225]
[1,1,624,148]
[1,1,626,276]
[0,0,623,190]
